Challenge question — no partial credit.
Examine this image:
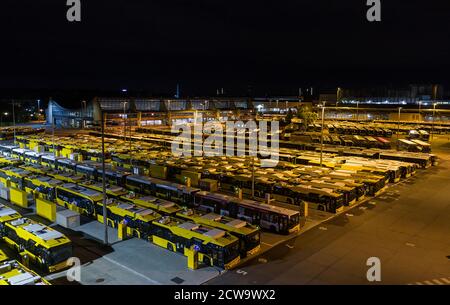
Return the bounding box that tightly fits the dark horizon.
[0,1,449,100]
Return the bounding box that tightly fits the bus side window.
[238,207,245,215]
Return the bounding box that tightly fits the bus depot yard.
[0,120,444,286]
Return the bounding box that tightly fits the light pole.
[81,101,86,128]
[319,102,325,167]
[356,100,359,121]
[432,103,437,140]
[397,107,402,142]
[121,101,128,141]
[418,101,421,119]
[12,101,17,145]
[101,112,109,246]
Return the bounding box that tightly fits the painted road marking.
[441,278,450,284]
[345,213,354,217]
[359,206,367,210]
[258,258,268,263]
[319,226,328,231]
[286,244,294,249]
[407,278,450,285]
[405,243,416,247]
[236,269,248,276]
[261,242,274,247]
[368,201,377,205]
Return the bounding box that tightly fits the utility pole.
[101,112,109,246]
[356,100,359,121]
[320,102,325,167]
[432,103,437,140]
[251,156,255,199]
[52,117,56,159]
[12,101,17,145]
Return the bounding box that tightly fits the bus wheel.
[270,225,276,232]
[287,198,294,205]
[318,205,325,211]
[168,243,175,252]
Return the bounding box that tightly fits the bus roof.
[59,183,103,201]
[410,139,431,146]
[0,204,21,220]
[156,216,237,245]
[398,139,417,145]
[8,218,71,248]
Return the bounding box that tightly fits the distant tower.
[175,84,180,99]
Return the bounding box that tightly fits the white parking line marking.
[286,244,294,249]
[432,279,444,285]
[258,258,268,263]
[441,278,450,284]
[405,243,416,247]
[261,242,274,247]
[345,213,354,217]
[236,269,248,276]
[359,206,367,210]
[319,226,328,231]
[424,280,434,285]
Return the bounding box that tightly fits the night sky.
[0,0,449,99]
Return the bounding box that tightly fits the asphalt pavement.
[207,143,450,285]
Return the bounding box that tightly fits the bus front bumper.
[289,224,300,234]
[246,245,261,257]
[336,206,344,213]
[49,260,70,273]
[224,256,241,270]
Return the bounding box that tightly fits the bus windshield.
[48,244,73,265]
[245,231,260,250]
[288,214,300,229]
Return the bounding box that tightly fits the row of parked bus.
[0,127,45,141]
[2,133,420,217]
[309,134,391,149]
[0,156,304,269]
[306,123,393,137]
[0,165,261,269]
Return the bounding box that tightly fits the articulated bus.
[0,156,21,168]
[55,183,103,216]
[0,167,30,189]
[23,151,43,165]
[297,180,357,206]
[219,174,274,199]
[125,175,201,205]
[96,199,162,240]
[329,171,385,196]
[193,191,300,234]
[176,208,261,258]
[0,206,72,273]
[272,185,345,213]
[338,163,391,185]
[121,193,183,215]
[152,216,240,269]
[0,260,51,285]
[23,175,63,201]
[81,181,128,198]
